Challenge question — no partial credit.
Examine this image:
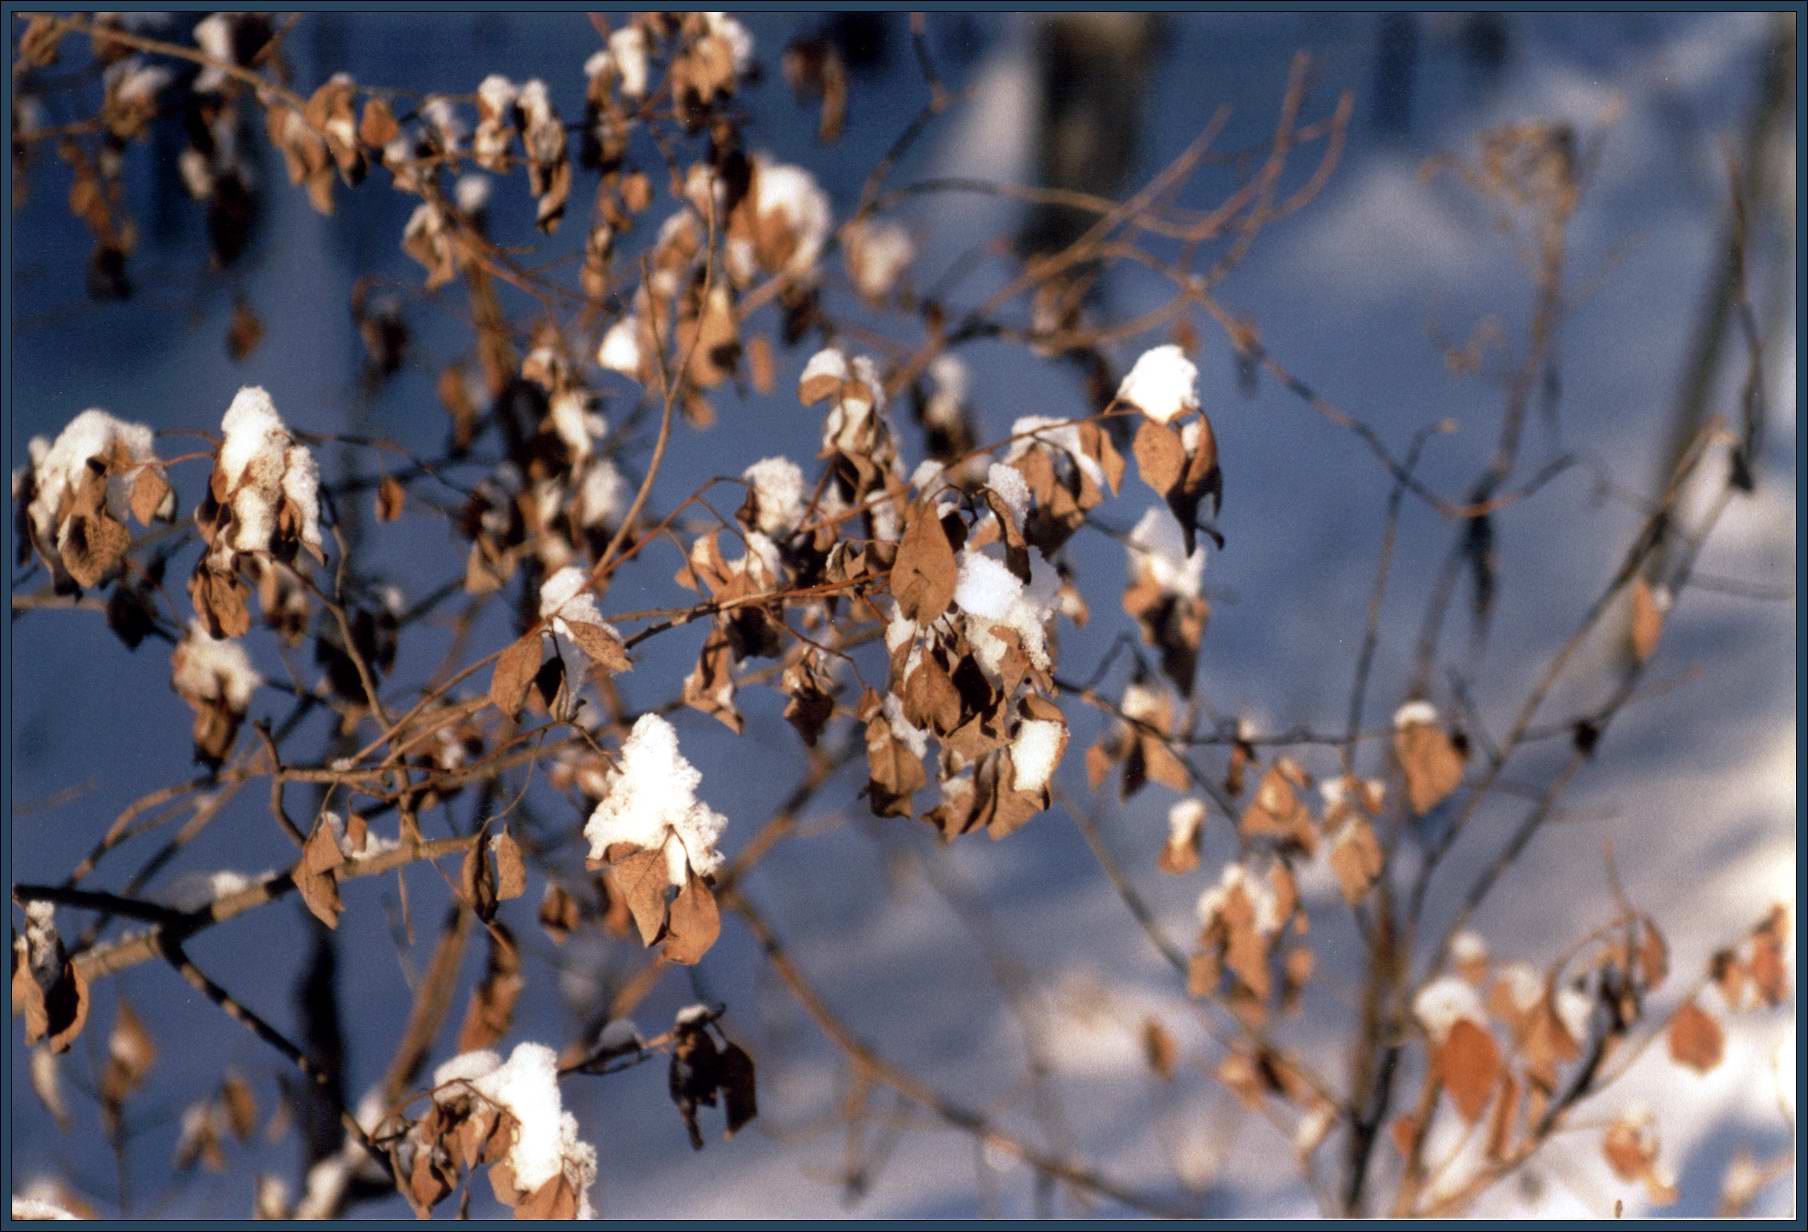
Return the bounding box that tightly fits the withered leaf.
[15,945,90,1056]
[515,1174,579,1220]
[566,620,631,675]
[1486,1070,1521,1160]
[663,871,720,966]
[891,505,957,624]
[359,97,399,150]
[457,925,522,1053]
[606,846,671,947]
[226,297,264,362]
[1329,819,1384,905]
[538,882,578,944]
[221,1071,258,1141]
[375,474,406,523]
[489,631,543,716]
[1395,720,1466,815]
[63,505,132,589]
[1241,762,1316,853]
[1435,1018,1501,1123]
[461,829,498,922]
[190,567,252,640]
[99,997,154,1132]
[902,652,961,736]
[1630,576,1664,663]
[1132,418,1185,497]
[1666,1000,1725,1073]
[1391,1114,1420,1159]
[1635,916,1669,991]
[295,818,346,929]
[128,466,170,526]
[720,1041,758,1138]
[493,829,527,901]
[1142,1018,1178,1080]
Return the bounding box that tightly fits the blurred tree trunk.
[1015,14,1158,263]
[1654,12,1794,539]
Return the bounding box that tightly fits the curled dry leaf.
[1666,999,1725,1073]
[376,473,406,522]
[1434,1017,1502,1123]
[662,871,721,966]
[461,828,499,921]
[221,1070,258,1141]
[1395,715,1467,815]
[1603,1110,1678,1205]
[100,997,156,1132]
[13,918,92,1057]
[565,620,631,676]
[129,464,172,526]
[1241,760,1316,854]
[1329,818,1384,905]
[457,925,523,1052]
[492,828,527,901]
[490,630,543,716]
[1143,1017,1178,1080]
[537,882,579,944]
[295,816,347,929]
[606,845,671,947]
[668,1012,759,1150]
[891,503,957,625]
[1630,576,1664,663]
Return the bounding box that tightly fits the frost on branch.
[585,714,727,965]
[15,409,171,592]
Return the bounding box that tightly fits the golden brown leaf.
[1132,418,1185,497]
[128,465,170,526]
[891,505,957,624]
[663,871,721,966]
[490,631,543,716]
[295,818,346,929]
[1630,576,1664,663]
[605,846,671,947]
[1395,720,1466,814]
[375,474,406,523]
[1667,1000,1725,1073]
[1435,1018,1502,1123]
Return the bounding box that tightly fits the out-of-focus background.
[9,11,1797,1219]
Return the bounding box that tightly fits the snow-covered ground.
[9,12,1795,1219]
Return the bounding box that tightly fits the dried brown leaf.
[490,631,543,716]
[295,818,346,929]
[891,505,957,624]
[1396,720,1466,814]
[1435,1018,1502,1123]
[606,846,670,947]
[1666,1000,1725,1073]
